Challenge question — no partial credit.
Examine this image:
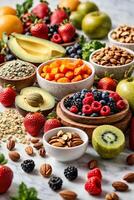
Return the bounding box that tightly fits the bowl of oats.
[108,25,134,51]
[0,60,36,91]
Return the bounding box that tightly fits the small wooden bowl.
[60,92,129,125]
[57,103,132,140]
[0,61,36,91]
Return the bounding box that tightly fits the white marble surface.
[0,0,134,199]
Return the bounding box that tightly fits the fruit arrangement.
[0,0,134,199]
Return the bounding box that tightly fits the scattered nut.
[39,147,46,157]
[33,142,43,150]
[8,151,20,162]
[40,163,52,177]
[123,172,134,183]
[92,46,133,66]
[7,139,15,151]
[25,146,34,156]
[126,154,134,165]
[111,25,134,43]
[87,159,98,169]
[48,130,83,148]
[31,138,40,144]
[59,190,77,200]
[112,181,128,191]
[105,192,119,200]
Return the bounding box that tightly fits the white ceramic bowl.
[43,127,89,162]
[90,47,134,80]
[108,30,134,51]
[37,58,95,100]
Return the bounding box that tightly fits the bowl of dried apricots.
[37,58,95,99]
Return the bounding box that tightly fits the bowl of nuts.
[0,60,36,91]
[108,25,134,51]
[43,127,88,162]
[90,46,134,80]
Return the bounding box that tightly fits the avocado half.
[8,33,66,64]
[15,87,55,116]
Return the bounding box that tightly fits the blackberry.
[64,166,78,181]
[21,159,35,173]
[64,97,72,108]
[73,92,81,100]
[48,176,63,191]
[107,102,117,113]
[48,24,59,38]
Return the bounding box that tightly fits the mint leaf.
[16,0,33,17]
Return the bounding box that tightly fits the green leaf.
[0,153,8,165]
[10,182,39,200]
[16,0,33,17]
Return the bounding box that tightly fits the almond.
[126,154,134,165]
[40,163,52,177]
[112,181,128,191]
[25,146,34,156]
[33,142,43,150]
[88,159,98,170]
[31,138,40,144]
[7,139,15,151]
[9,151,20,162]
[105,192,119,200]
[59,190,77,200]
[39,147,46,157]
[123,172,134,183]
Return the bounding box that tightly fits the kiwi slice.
[92,125,125,159]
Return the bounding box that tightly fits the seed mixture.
[111,25,134,43]
[0,109,28,144]
[0,60,35,79]
[92,46,134,66]
[48,130,83,148]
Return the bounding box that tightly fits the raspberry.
[51,33,62,43]
[85,92,94,98]
[85,176,102,196]
[82,96,94,105]
[82,104,92,115]
[100,106,111,116]
[87,168,102,180]
[69,105,78,113]
[109,92,121,102]
[91,101,102,112]
[116,100,126,110]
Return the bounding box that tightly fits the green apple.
[82,11,112,39]
[77,1,99,16]
[70,11,85,29]
[116,78,134,113]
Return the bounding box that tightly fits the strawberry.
[44,118,61,132]
[129,117,134,150]
[24,112,45,137]
[0,165,13,193]
[32,2,49,19]
[58,22,76,43]
[30,22,48,39]
[0,86,16,107]
[0,54,5,64]
[97,77,117,91]
[50,8,68,25]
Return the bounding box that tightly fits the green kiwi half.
[92,125,125,159]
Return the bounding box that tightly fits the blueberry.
[80,93,85,99]
[68,47,74,54]
[74,55,80,59]
[78,112,82,115]
[70,53,76,58]
[96,91,102,100]
[81,89,89,94]
[77,49,82,55]
[74,43,81,50]
[90,113,99,117]
[92,89,98,93]
[101,92,109,101]
[5,54,16,61]
[109,97,114,102]
[100,100,106,106]
[73,92,81,100]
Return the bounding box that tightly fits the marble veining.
[0,0,134,199]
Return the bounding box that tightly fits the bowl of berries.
[37,58,95,99]
[59,89,129,125]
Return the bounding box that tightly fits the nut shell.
[40,163,52,177]
[59,190,77,200]
[112,181,128,191]
[123,172,134,183]
[25,146,34,156]
[39,147,46,157]
[7,139,15,151]
[126,154,134,165]
[105,192,119,200]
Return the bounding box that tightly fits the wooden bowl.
[0,61,36,91]
[57,103,132,140]
[60,93,129,125]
